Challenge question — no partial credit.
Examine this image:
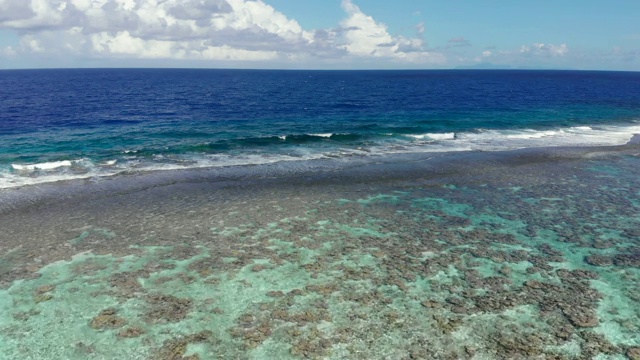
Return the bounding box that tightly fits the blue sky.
[0,0,638,70]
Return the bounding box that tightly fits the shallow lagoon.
[0,144,639,359]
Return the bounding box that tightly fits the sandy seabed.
[1,143,639,360]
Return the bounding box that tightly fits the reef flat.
[1,143,639,360]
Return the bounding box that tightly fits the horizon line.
[1,67,638,73]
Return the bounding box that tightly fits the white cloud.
[198,44,278,61]
[454,42,572,68]
[520,43,568,57]
[23,37,45,52]
[339,0,396,56]
[337,0,444,63]
[0,0,445,66]
[91,30,174,58]
[0,0,314,61]
[1,46,17,56]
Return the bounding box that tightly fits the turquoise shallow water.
[0,145,638,359]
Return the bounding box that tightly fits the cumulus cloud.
[463,42,572,68]
[0,0,316,62]
[520,43,568,57]
[1,46,17,57]
[0,2,35,24]
[0,0,445,66]
[337,0,443,63]
[339,0,396,56]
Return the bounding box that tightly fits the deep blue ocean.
[1,69,640,188]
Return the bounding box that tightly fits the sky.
[0,0,638,70]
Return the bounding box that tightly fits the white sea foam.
[309,133,333,138]
[11,160,73,171]
[0,172,99,189]
[408,132,456,141]
[2,124,639,190]
[389,124,640,154]
[502,130,560,139]
[0,152,334,189]
[406,134,423,140]
[451,124,640,151]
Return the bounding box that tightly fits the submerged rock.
[35,284,56,294]
[421,300,441,308]
[90,308,127,330]
[584,254,613,267]
[108,270,150,295]
[145,294,193,323]
[34,293,53,303]
[613,252,640,267]
[563,307,599,328]
[156,331,212,360]
[117,326,146,338]
[627,347,640,360]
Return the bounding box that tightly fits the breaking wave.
[1,124,639,189]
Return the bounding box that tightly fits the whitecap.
[407,133,455,140]
[503,130,559,139]
[3,123,640,190]
[11,160,73,171]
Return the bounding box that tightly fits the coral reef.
[1,152,639,359]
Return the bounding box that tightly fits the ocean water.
[1,69,640,188]
[1,70,639,360]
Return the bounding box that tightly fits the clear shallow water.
[0,145,638,359]
[1,69,639,359]
[1,69,640,188]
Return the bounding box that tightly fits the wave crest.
[407,133,456,141]
[12,160,74,171]
[2,124,639,189]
